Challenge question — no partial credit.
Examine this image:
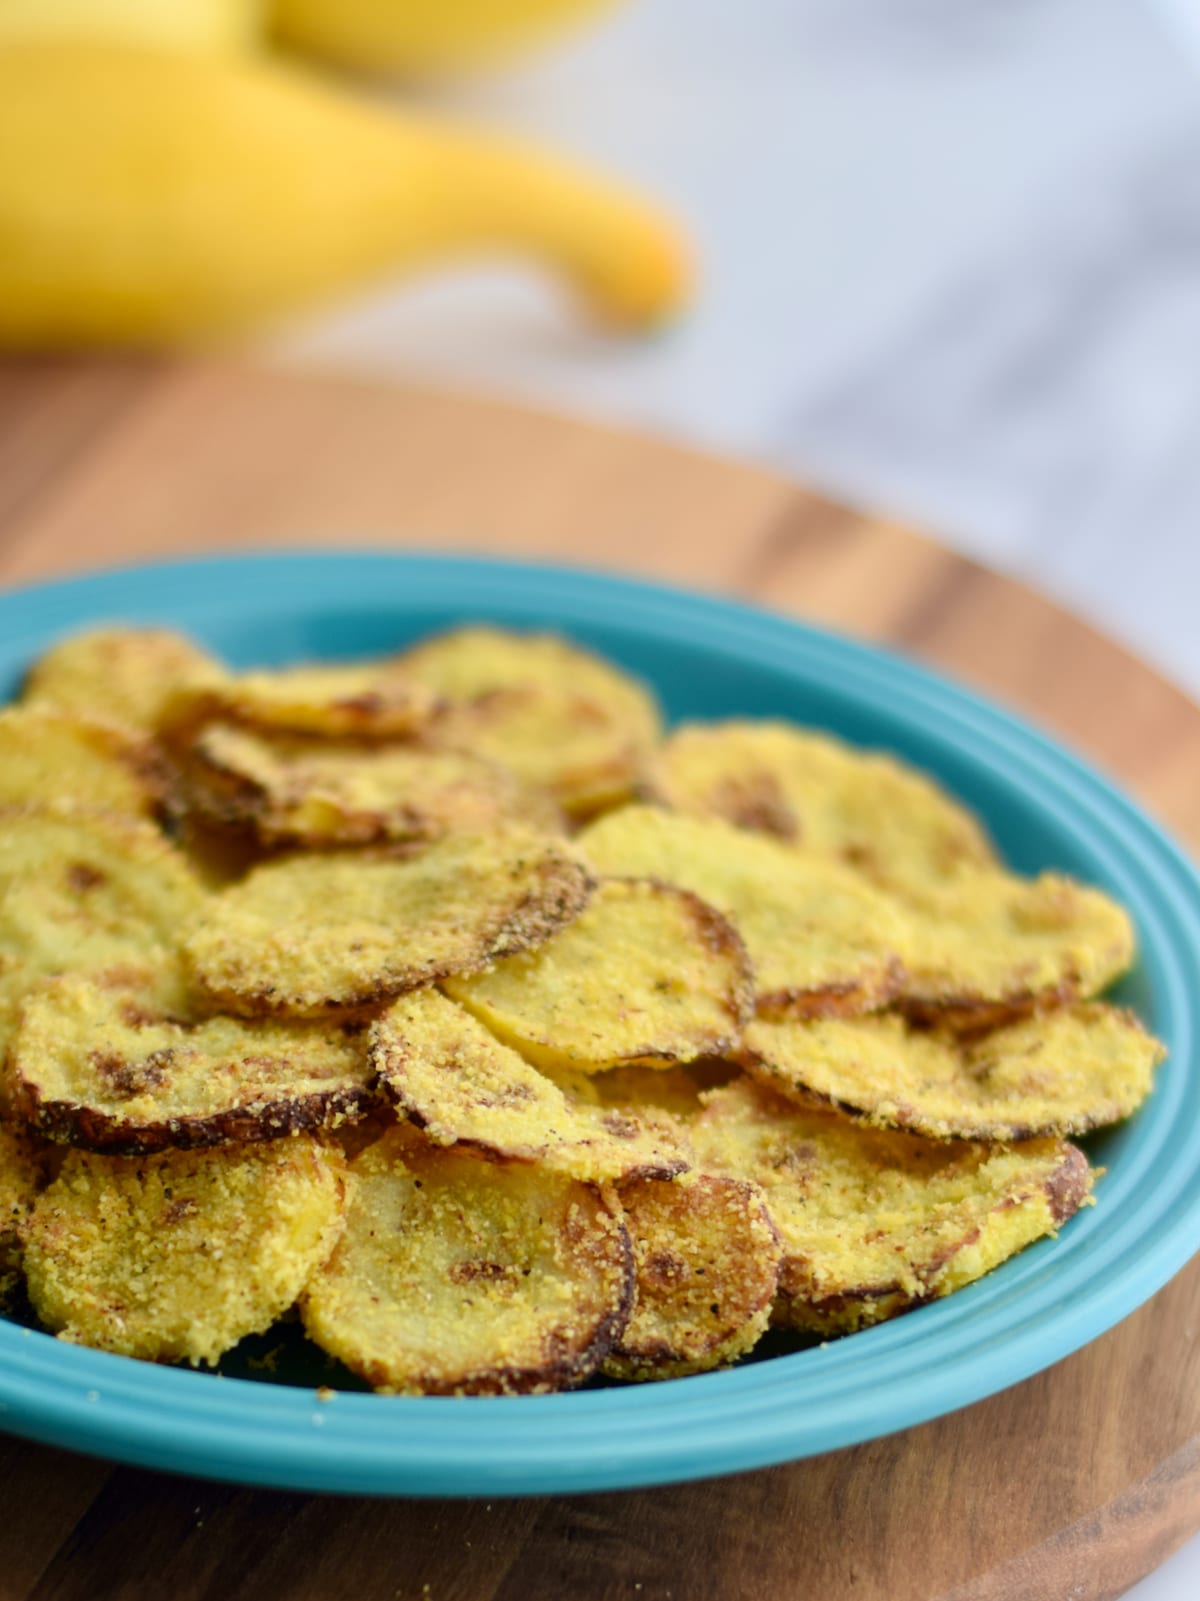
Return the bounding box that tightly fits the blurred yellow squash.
[0,42,689,347]
[270,0,620,76]
[0,0,261,53]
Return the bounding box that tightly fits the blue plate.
[1,551,1198,1497]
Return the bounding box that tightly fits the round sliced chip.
[301,1129,632,1394]
[602,1174,782,1381]
[0,806,202,1042]
[175,720,560,847]
[649,719,996,895]
[166,661,440,741]
[742,1004,1163,1141]
[184,827,592,1017]
[0,708,165,819]
[371,988,687,1182]
[899,869,1136,1028]
[691,1077,1094,1335]
[445,878,752,1074]
[11,974,377,1153]
[22,626,224,734]
[23,1138,345,1365]
[578,806,908,1018]
[402,626,662,817]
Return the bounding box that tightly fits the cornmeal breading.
[603,1174,782,1380]
[445,878,753,1073]
[692,1077,1093,1335]
[742,1004,1162,1141]
[11,974,376,1153]
[184,827,592,1017]
[24,1138,345,1364]
[164,660,441,740]
[301,1130,632,1394]
[0,708,165,819]
[22,626,223,734]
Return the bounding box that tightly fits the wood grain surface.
[0,355,1197,1601]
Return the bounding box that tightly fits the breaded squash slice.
[184,827,592,1017]
[742,1004,1163,1141]
[301,1129,632,1394]
[166,661,440,741]
[602,1174,782,1381]
[402,626,662,817]
[370,989,687,1182]
[0,708,165,819]
[692,1077,1093,1335]
[898,869,1136,1029]
[445,878,752,1074]
[0,806,202,1046]
[173,720,560,848]
[649,720,996,895]
[23,1138,345,1365]
[22,626,223,734]
[0,1120,49,1305]
[11,974,377,1154]
[578,807,908,1018]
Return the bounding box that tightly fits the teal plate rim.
[0,549,1198,1499]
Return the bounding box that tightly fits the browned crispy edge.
[755,953,907,1022]
[162,679,444,744]
[15,1080,381,1156]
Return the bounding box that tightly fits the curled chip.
[23,1138,345,1365]
[649,719,996,895]
[603,1174,782,1381]
[742,1004,1164,1142]
[371,989,687,1182]
[692,1077,1093,1336]
[898,869,1136,1029]
[165,661,440,741]
[184,827,592,1017]
[173,720,560,848]
[579,806,908,1018]
[0,708,165,820]
[0,1120,47,1305]
[301,1129,632,1394]
[0,806,202,1048]
[22,626,223,734]
[11,975,377,1153]
[445,878,753,1074]
[401,625,662,816]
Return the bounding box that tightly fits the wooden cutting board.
[1,357,1197,1601]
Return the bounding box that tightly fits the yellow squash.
[0,42,688,346]
[0,0,261,53]
[270,0,620,76]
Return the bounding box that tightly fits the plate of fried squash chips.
[0,551,1197,1497]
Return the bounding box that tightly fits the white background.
[269,4,1200,1591]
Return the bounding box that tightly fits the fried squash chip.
[603,1174,782,1381]
[184,827,592,1017]
[371,989,687,1182]
[445,878,752,1074]
[742,1004,1163,1141]
[0,806,201,1048]
[649,720,996,895]
[898,869,1136,1028]
[301,1129,632,1394]
[22,626,223,734]
[402,626,662,816]
[578,806,908,1018]
[11,975,377,1153]
[692,1077,1093,1335]
[0,708,165,819]
[23,1138,345,1365]
[166,661,440,741]
[174,720,559,848]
